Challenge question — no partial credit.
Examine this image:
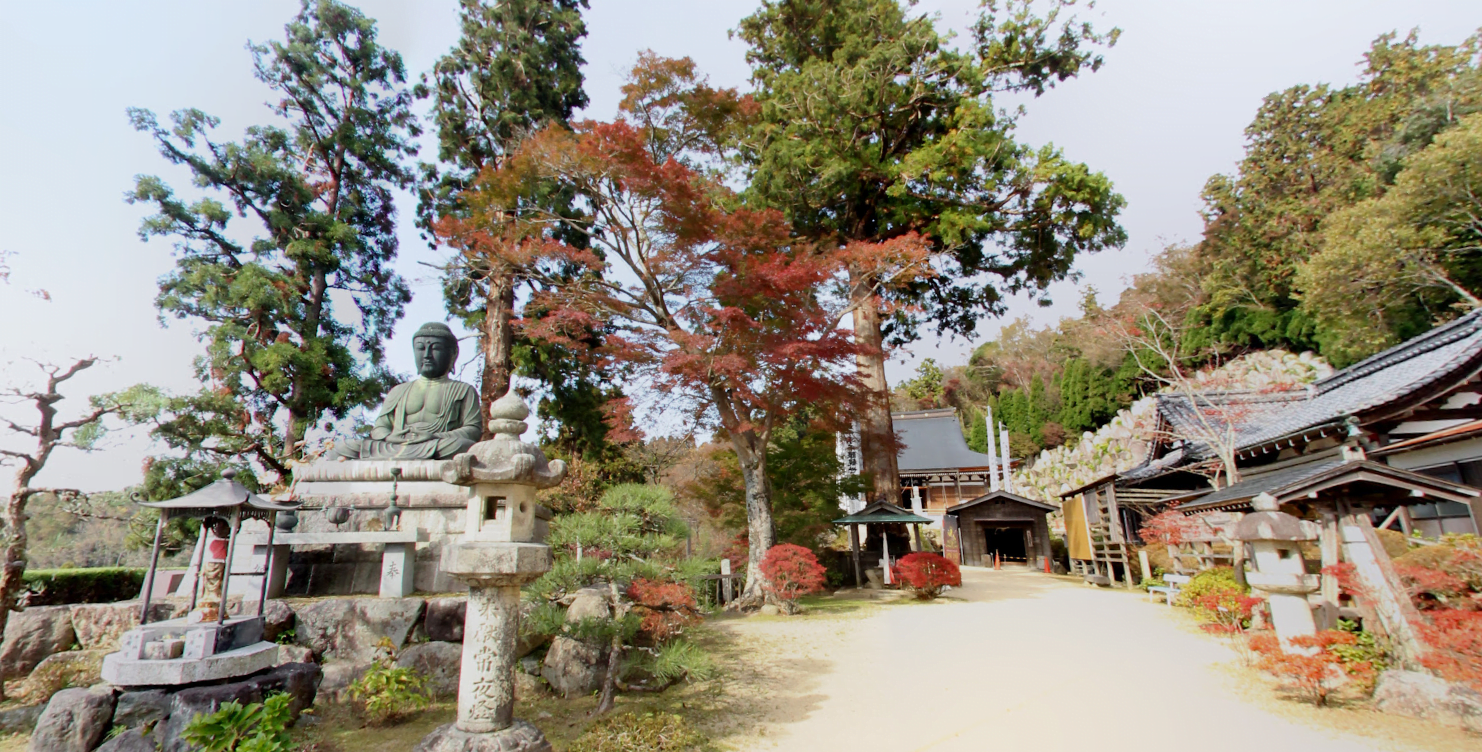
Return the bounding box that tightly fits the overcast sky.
[2,0,1479,493]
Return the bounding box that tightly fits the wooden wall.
[949,497,1052,568]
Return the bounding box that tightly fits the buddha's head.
[411,322,458,379]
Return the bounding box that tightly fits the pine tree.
[127,0,418,482]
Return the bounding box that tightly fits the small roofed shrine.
[101,469,300,687]
[834,500,933,588]
[942,490,1055,569]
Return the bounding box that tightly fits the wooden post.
[1138,549,1152,585]
[720,558,733,604]
[1397,506,1414,536]
[139,511,167,624]
[1340,511,1430,669]
[849,524,862,588]
[1318,510,1340,630]
[913,523,924,552]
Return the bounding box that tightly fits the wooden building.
[894,408,1004,523]
[943,491,1053,569]
[1065,309,1482,590]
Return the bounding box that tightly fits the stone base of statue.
[283,458,552,595]
[413,721,552,752]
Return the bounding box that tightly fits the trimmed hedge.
[23,567,146,606]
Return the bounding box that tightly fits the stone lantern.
[1234,491,1322,652]
[416,391,566,752]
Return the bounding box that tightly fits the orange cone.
[1043,556,1052,574]
[994,553,1001,570]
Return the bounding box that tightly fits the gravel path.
[714,568,1460,752]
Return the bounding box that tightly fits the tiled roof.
[894,409,998,471]
[1174,458,1480,514]
[1160,309,1482,458]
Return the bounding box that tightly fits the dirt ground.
[700,568,1478,752]
[3,569,1475,751]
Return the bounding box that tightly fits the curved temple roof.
[895,409,997,472]
[138,474,299,516]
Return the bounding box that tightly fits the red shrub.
[1418,609,1482,692]
[1138,510,1203,546]
[1249,629,1372,706]
[626,578,701,641]
[893,552,961,599]
[759,543,827,603]
[1395,564,1469,608]
[1193,592,1264,634]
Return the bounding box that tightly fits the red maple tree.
[759,543,828,608]
[893,552,961,599]
[438,55,929,606]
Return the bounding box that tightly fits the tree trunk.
[0,488,33,702]
[481,272,516,439]
[729,438,777,607]
[594,581,623,715]
[850,275,900,506]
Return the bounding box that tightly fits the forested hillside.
[895,30,1482,463]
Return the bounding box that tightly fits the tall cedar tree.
[127,0,418,484]
[420,0,599,439]
[439,57,923,603]
[737,0,1125,505]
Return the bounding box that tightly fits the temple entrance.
[980,523,1030,565]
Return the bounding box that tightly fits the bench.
[1146,574,1191,606]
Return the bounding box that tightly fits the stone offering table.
[240,529,430,599]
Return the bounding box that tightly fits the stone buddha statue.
[331,322,482,461]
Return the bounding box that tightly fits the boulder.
[424,598,466,642]
[564,587,611,622]
[275,644,315,666]
[318,660,373,704]
[28,686,116,752]
[69,603,141,650]
[1,605,76,679]
[293,599,355,659]
[96,727,159,752]
[0,703,42,735]
[413,720,552,752]
[296,598,424,661]
[1373,669,1482,732]
[513,671,548,700]
[541,636,606,697]
[260,600,296,644]
[397,641,462,698]
[159,662,321,752]
[113,689,171,729]
[19,649,107,704]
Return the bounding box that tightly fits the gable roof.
[945,490,1056,514]
[834,499,934,525]
[1160,309,1482,461]
[894,409,998,471]
[1174,458,1480,515]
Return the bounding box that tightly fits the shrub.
[622,639,717,690]
[1176,567,1245,615]
[1138,510,1202,546]
[1249,629,1375,706]
[22,567,146,606]
[347,642,430,725]
[893,552,961,599]
[181,693,295,752]
[568,712,704,752]
[627,578,702,641]
[759,543,827,606]
[1418,609,1482,692]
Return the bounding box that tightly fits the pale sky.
[2,0,1479,494]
